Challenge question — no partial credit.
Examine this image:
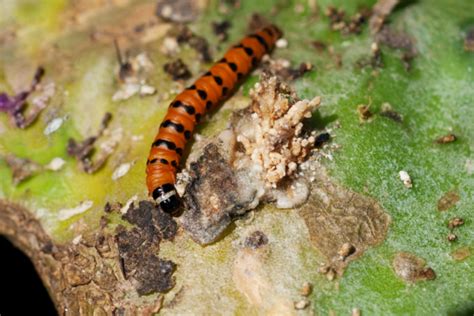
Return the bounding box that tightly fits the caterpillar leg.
[152,183,181,215]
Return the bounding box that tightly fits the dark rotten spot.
[244,231,269,249]
[163,59,191,81]
[117,200,178,294]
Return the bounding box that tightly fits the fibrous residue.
[179,75,321,244]
[299,163,390,275]
[235,75,320,187]
[392,252,436,283]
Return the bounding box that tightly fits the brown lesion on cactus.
[299,161,391,277]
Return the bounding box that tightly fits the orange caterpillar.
[146,24,282,214]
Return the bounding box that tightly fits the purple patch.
[0,91,28,113]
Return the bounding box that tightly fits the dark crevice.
[0,236,57,315]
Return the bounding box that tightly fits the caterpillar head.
[152,184,182,216]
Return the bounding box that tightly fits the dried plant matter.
[0,67,55,128]
[180,75,321,244]
[67,113,122,174]
[235,75,320,187]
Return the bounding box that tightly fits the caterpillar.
[146,24,283,215]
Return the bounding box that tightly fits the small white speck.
[45,157,66,171]
[161,4,172,18]
[131,135,144,142]
[121,195,138,214]
[57,200,93,221]
[72,235,82,245]
[112,162,133,180]
[276,38,288,48]
[36,208,48,219]
[465,159,473,175]
[294,299,309,310]
[399,170,412,188]
[44,117,66,135]
[139,84,157,96]
[341,40,352,47]
[161,36,180,55]
[194,133,203,142]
